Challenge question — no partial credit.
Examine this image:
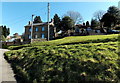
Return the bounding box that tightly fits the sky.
[1,2,119,36]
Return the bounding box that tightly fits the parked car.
[108,30,120,34]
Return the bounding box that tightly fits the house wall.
[24,24,55,43]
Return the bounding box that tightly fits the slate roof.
[25,22,54,27]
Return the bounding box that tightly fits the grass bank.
[9,34,118,50]
[4,34,120,83]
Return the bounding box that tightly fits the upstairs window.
[42,26,45,31]
[41,33,45,39]
[35,27,38,32]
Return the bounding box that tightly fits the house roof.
[25,22,54,27]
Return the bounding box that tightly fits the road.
[0,49,16,83]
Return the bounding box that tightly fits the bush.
[2,44,9,49]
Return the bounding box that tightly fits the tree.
[53,14,61,32]
[93,10,106,21]
[1,35,6,41]
[101,6,120,28]
[61,16,74,32]
[86,21,90,27]
[0,26,10,42]
[83,22,85,26]
[1,26,10,38]
[33,16,42,23]
[91,19,99,29]
[101,13,116,28]
[107,6,120,24]
[64,11,83,24]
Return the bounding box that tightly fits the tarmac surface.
[0,49,16,83]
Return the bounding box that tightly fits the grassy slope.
[9,34,118,50]
[5,34,120,83]
[32,34,118,46]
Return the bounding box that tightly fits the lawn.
[32,34,118,46]
[9,34,118,50]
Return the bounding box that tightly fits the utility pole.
[31,14,34,43]
[47,2,50,41]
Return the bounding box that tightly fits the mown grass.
[9,34,118,50]
[32,34,118,46]
[4,34,120,83]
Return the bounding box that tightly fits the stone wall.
[32,38,47,42]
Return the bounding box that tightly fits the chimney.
[50,19,54,23]
[28,21,31,25]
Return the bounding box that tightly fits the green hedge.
[4,42,120,83]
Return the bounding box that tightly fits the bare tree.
[63,11,83,25]
[93,10,106,21]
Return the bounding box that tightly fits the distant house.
[74,24,105,36]
[74,24,88,35]
[6,33,23,42]
[23,19,56,43]
[3,33,23,46]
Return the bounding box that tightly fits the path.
[0,49,16,83]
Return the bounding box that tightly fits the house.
[74,24,88,36]
[6,33,23,42]
[23,19,56,43]
[74,24,105,36]
[2,33,23,46]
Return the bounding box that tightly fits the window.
[28,35,31,39]
[29,27,31,32]
[41,34,45,39]
[35,35,38,39]
[42,26,45,31]
[35,27,38,32]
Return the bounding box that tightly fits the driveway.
[0,49,16,83]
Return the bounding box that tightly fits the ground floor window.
[35,35,38,39]
[41,33,45,39]
[29,35,31,39]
